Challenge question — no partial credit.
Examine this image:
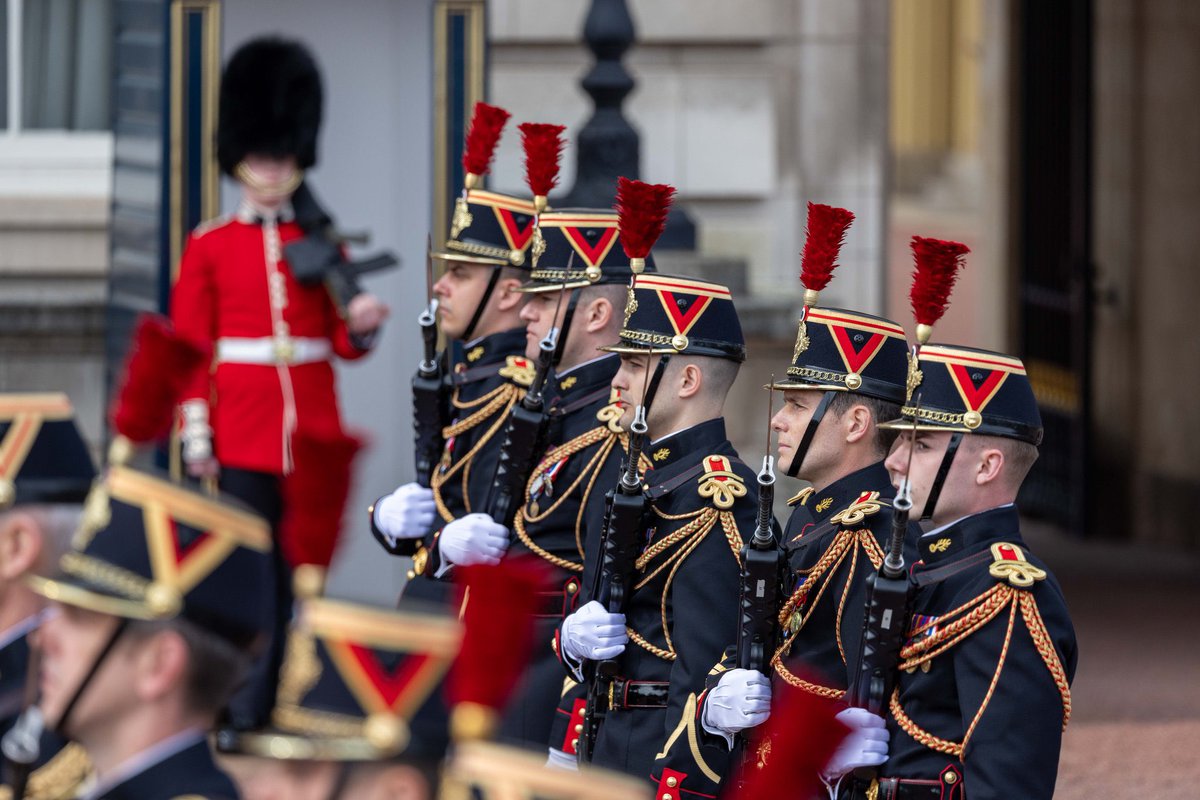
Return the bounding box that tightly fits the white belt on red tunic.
[216,336,331,366]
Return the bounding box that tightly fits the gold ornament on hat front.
[450,197,473,240]
[963,410,983,430]
[623,287,638,328]
[905,351,923,403]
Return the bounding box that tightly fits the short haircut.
[126,616,251,717]
[827,393,901,457]
[346,758,439,797]
[968,434,1040,490]
[499,265,526,282]
[579,283,627,333]
[670,354,740,404]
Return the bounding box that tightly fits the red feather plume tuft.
[909,236,970,328]
[448,558,551,715]
[110,314,209,444]
[518,122,567,198]
[725,680,850,799]
[799,202,855,293]
[615,176,675,259]
[279,430,365,570]
[461,102,511,178]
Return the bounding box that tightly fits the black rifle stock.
[483,332,557,530]
[284,181,399,310]
[577,399,649,764]
[412,297,446,490]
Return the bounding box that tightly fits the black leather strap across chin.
[53,617,129,737]
[462,265,503,342]
[552,288,580,369]
[921,431,963,520]
[785,390,834,480]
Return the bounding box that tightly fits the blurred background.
[1,1,1197,793]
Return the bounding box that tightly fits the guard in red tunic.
[171,37,387,528]
[170,37,388,731]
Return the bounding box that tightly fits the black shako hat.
[880,343,1044,445]
[602,273,746,363]
[0,393,96,510]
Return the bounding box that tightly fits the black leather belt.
[850,769,963,800]
[533,577,581,619]
[610,679,669,709]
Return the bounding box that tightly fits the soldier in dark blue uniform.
[487,207,650,749]
[556,270,759,796]
[862,343,1078,800]
[680,207,923,795]
[0,393,96,796]
[369,102,536,605]
[216,595,460,800]
[27,456,275,799]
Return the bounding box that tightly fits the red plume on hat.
[447,558,550,741]
[725,680,849,800]
[461,102,511,188]
[109,314,209,462]
[279,429,364,593]
[909,236,970,345]
[798,202,855,308]
[518,122,566,213]
[615,176,675,274]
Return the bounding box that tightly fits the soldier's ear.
[135,627,191,703]
[585,295,614,333]
[677,362,703,399]
[974,445,1005,487]
[0,512,44,582]
[842,402,872,445]
[494,276,526,312]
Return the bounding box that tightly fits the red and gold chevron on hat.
[604,273,747,362]
[218,597,462,761]
[441,103,538,268]
[0,393,95,510]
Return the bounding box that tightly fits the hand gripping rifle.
[284,181,400,311]
[577,358,660,764]
[847,399,921,717]
[482,275,570,531]
[412,236,448,489]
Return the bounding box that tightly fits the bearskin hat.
[217,36,323,176]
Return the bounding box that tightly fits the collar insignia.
[829,491,883,527]
[697,454,747,510]
[814,496,834,514]
[928,537,952,553]
[466,345,485,363]
[560,376,578,390]
[988,542,1047,587]
[652,448,671,462]
[787,487,815,507]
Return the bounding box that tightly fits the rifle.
[735,384,784,676]
[731,382,785,771]
[412,235,448,489]
[577,357,658,764]
[284,181,400,310]
[846,398,921,716]
[1,646,43,799]
[482,275,570,530]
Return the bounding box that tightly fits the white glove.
[436,513,509,570]
[545,747,578,771]
[822,707,889,780]
[373,483,436,545]
[700,668,773,747]
[180,400,213,463]
[560,600,627,663]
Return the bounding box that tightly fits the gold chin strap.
[235,161,305,198]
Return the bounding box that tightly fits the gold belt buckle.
[273,335,296,364]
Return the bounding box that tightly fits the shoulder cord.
[431,383,523,521]
[890,584,1072,758]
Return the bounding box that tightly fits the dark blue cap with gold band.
[437,187,538,269]
[0,393,96,510]
[27,465,273,648]
[879,343,1043,445]
[601,273,746,362]
[517,208,656,293]
[769,307,909,403]
[216,597,461,762]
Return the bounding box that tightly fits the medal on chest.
[527,456,568,517]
